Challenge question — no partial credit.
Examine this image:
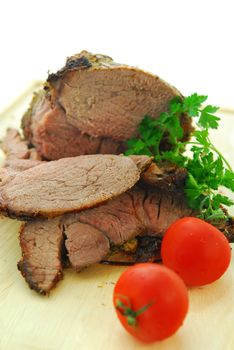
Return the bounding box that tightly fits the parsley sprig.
[125,93,234,221]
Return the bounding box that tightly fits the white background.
[0,0,233,113]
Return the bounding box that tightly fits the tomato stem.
[115,299,153,327]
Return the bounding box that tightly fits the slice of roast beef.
[22,51,193,160]
[76,186,193,240]
[22,92,123,160]
[47,51,192,141]
[58,185,234,270]
[1,128,41,161]
[0,154,150,189]
[62,185,193,271]
[18,183,234,294]
[0,128,42,186]
[18,184,192,293]
[3,159,42,173]
[0,159,42,187]
[0,128,30,160]
[0,167,15,187]
[18,217,64,294]
[0,154,150,219]
[65,222,110,271]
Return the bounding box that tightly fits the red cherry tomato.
[113,263,188,343]
[161,217,231,286]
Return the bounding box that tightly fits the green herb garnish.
[125,93,234,221]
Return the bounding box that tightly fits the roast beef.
[3,159,42,173]
[65,222,110,271]
[0,129,30,160]
[22,51,193,160]
[0,154,151,219]
[18,185,193,293]
[77,186,192,241]
[0,130,42,186]
[66,193,234,269]
[0,156,151,190]
[64,185,193,270]
[17,177,234,294]
[0,129,151,185]
[22,92,123,160]
[47,51,190,141]
[18,217,64,294]
[0,128,41,161]
[142,162,188,191]
[0,159,42,187]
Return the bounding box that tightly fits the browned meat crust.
[142,162,188,191]
[17,218,64,294]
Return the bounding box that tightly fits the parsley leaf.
[183,93,207,116]
[212,194,234,208]
[199,105,220,129]
[221,169,234,191]
[184,173,205,210]
[193,130,209,147]
[204,208,227,221]
[125,92,234,221]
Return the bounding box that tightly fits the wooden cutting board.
[0,87,234,350]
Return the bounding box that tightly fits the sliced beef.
[1,129,30,160]
[18,184,192,293]
[0,155,148,219]
[47,51,191,141]
[1,128,41,161]
[57,187,234,271]
[0,154,150,187]
[142,162,188,191]
[77,186,193,239]
[0,159,42,187]
[65,222,110,272]
[62,186,193,271]
[129,155,153,174]
[4,159,42,173]
[0,128,42,186]
[18,217,64,294]
[22,92,123,160]
[18,183,234,294]
[76,190,145,245]
[0,167,15,187]
[22,51,192,160]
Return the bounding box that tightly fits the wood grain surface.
[0,87,234,350]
